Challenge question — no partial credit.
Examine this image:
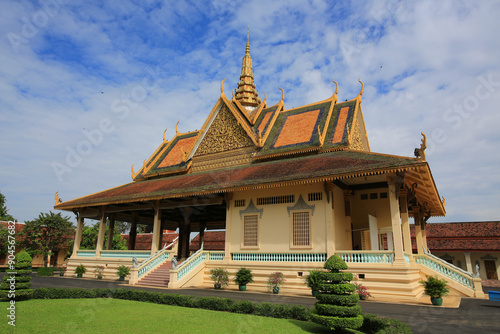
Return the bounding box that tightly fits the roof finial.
[246,26,250,54]
[235,29,261,108]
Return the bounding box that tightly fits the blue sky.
[1,0,499,225]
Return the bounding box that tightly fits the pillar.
[387,178,406,265]
[343,190,353,250]
[128,216,137,250]
[325,184,334,257]
[199,223,206,250]
[422,220,429,252]
[414,211,424,255]
[464,252,474,273]
[72,215,85,257]
[179,208,191,259]
[151,200,161,255]
[95,209,107,258]
[400,190,413,262]
[106,216,115,250]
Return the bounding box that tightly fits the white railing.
[176,249,206,280]
[136,237,179,279]
[231,253,327,262]
[415,253,474,289]
[208,252,225,261]
[336,251,394,263]
[100,251,151,259]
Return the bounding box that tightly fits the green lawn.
[0,299,331,334]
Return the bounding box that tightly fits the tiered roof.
[55,37,445,217]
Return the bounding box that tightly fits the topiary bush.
[310,255,363,331]
[0,250,33,301]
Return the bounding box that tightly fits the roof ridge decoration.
[318,80,339,146]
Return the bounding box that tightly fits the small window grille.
[308,192,323,201]
[370,193,378,200]
[361,194,368,200]
[292,211,310,247]
[380,192,388,199]
[243,215,258,247]
[234,199,246,208]
[257,195,295,206]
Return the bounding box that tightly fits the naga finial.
[414,132,427,161]
[163,127,168,142]
[278,87,285,104]
[220,79,226,94]
[442,196,446,207]
[332,79,339,103]
[131,164,137,179]
[55,191,62,205]
[357,78,364,102]
[175,120,180,135]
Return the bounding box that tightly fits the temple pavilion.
[55,36,484,300]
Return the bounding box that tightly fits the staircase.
[136,260,173,288]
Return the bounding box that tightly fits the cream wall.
[350,188,392,250]
[229,183,328,253]
[332,185,350,251]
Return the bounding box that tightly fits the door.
[484,260,498,279]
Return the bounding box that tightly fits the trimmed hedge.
[29,287,410,333]
[315,304,362,318]
[37,267,55,276]
[310,313,364,331]
[317,283,356,294]
[3,275,31,283]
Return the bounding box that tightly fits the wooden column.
[343,190,353,250]
[179,208,191,259]
[128,215,137,250]
[95,209,107,258]
[151,201,161,255]
[106,216,115,250]
[72,215,85,257]
[387,178,406,265]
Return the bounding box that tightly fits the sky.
[0,0,499,226]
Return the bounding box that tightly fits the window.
[243,214,259,247]
[292,211,311,247]
[234,199,246,208]
[308,192,323,201]
[257,195,294,205]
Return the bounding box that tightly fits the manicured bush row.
[37,267,55,276]
[29,287,410,333]
[359,313,413,334]
[0,282,32,290]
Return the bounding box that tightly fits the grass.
[0,299,332,334]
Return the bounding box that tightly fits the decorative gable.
[194,103,255,157]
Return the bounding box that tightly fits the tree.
[0,191,15,221]
[18,211,75,267]
[80,221,127,250]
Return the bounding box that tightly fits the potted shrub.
[267,272,285,294]
[419,275,449,306]
[234,268,254,291]
[60,265,67,276]
[116,265,131,281]
[93,265,105,279]
[74,264,87,278]
[305,270,322,296]
[210,268,229,289]
[353,282,372,300]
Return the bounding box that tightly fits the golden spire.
[235,29,261,108]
